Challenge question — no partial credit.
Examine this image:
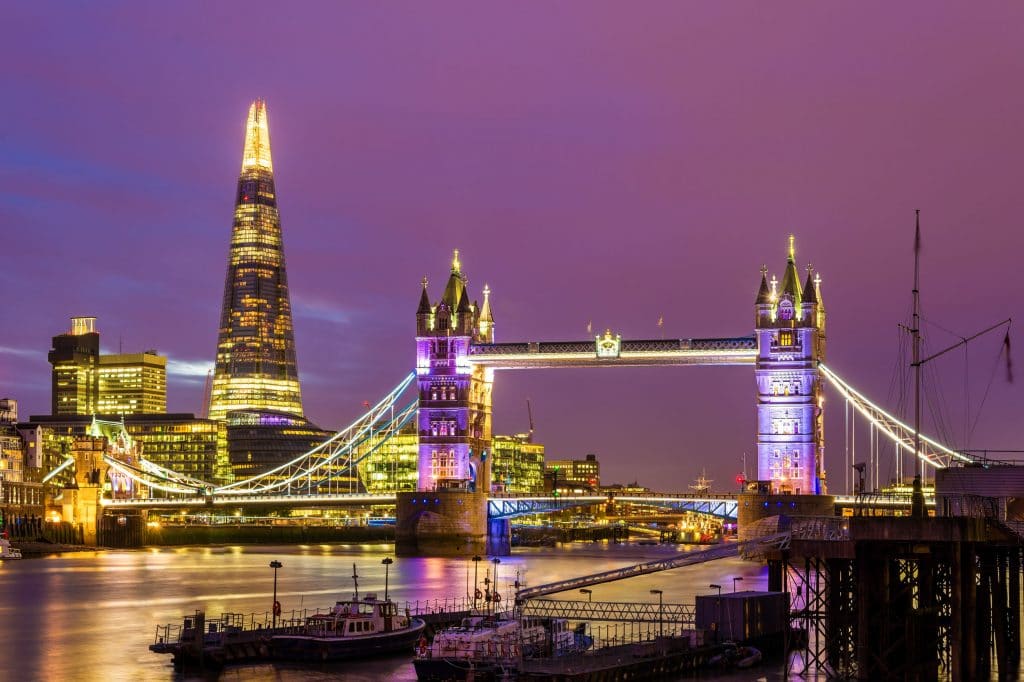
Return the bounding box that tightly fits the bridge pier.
[486,517,511,556]
[395,490,488,556]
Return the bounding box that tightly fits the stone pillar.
[395,490,488,556]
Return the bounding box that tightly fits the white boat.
[0,536,22,560]
[413,614,577,680]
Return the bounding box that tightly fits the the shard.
[209,100,304,421]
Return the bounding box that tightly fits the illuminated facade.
[48,317,100,415]
[754,236,826,494]
[492,434,545,494]
[47,318,168,416]
[415,251,495,492]
[97,352,167,415]
[26,414,226,487]
[546,454,600,491]
[209,100,304,422]
[356,425,420,494]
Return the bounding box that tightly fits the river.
[1,541,798,681]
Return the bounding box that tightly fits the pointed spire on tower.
[242,99,273,172]
[803,264,818,304]
[442,248,466,309]
[779,234,802,304]
[480,284,494,323]
[417,276,431,315]
[756,265,772,304]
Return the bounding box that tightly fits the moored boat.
[413,614,579,680]
[271,593,425,662]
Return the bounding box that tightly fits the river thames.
[1,541,794,681]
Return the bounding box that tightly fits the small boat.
[0,535,22,560]
[413,614,577,680]
[271,563,425,663]
[708,642,762,669]
[271,593,425,662]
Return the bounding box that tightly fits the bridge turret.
[478,284,494,343]
[755,236,827,496]
[416,277,432,335]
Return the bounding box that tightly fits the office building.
[209,100,304,421]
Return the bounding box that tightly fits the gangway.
[515,533,790,604]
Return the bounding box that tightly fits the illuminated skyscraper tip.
[209,100,303,422]
[242,98,273,172]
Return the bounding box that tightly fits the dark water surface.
[1,542,798,681]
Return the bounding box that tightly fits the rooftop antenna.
[526,398,535,442]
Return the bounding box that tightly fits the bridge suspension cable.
[819,364,975,469]
[213,372,417,495]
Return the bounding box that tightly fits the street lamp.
[709,584,722,643]
[472,555,482,610]
[650,589,664,638]
[732,576,743,593]
[491,557,502,612]
[580,588,593,602]
[269,560,283,629]
[381,557,393,601]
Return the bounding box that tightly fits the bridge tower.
[396,250,496,555]
[754,236,827,495]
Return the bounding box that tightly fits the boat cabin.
[304,594,409,637]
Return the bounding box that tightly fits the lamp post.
[491,557,502,612]
[381,557,393,601]
[732,576,743,593]
[269,560,283,629]
[580,588,593,603]
[709,584,722,642]
[472,555,482,610]
[650,589,663,638]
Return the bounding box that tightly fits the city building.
[48,317,100,415]
[545,453,600,492]
[209,99,304,422]
[225,410,342,487]
[491,433,545,494]
[97,352,167,414]
[47,317,168,417]
[25,414,226,487]
[0,399,17,423]
[356,424,419,494]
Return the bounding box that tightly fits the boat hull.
[413,656,515,681]
[271,619,426,662]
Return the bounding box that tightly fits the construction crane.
[526,398,535,443]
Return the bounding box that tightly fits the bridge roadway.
[101,491,933,519]
[465,337,757,369]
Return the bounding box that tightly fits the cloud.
[292,297,352,325]
[0,346,43,359]
[166,358,213,380]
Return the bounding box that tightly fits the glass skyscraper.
[209,100,304,421]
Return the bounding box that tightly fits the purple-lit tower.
[397,250,496,555]
[413,249,494,492]
[754,236,827,495]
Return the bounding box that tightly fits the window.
[778,330,794,346]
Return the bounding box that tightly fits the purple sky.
[3,3,1022,491]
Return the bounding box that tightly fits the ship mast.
[911,210,925,517]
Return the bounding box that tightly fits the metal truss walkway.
[521,598,696,625]
[516,533,790,603]
[467,336,757,369]
[487,495,607,519]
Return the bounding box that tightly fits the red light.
[735,474,746,485]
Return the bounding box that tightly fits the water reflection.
[0,541,778,680]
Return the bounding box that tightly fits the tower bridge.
[84,241,972,555]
